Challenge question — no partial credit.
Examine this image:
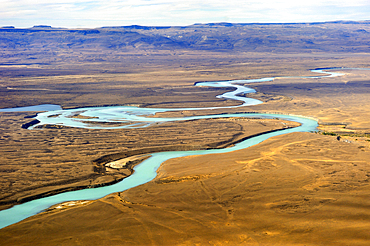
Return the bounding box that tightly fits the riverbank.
[0,113,299,211]
[0,113,316,230]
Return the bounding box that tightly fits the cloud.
[0,0,369,27]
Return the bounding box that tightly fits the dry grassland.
[1,50,370,245]
[0,111,297,210]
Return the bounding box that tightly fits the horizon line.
[2,19,370,30]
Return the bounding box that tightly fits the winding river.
[0,68,348,229]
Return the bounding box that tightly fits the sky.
[1,0,370,28]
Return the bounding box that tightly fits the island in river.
[1,22,370,245]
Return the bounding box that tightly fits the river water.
[22,68,343,129]
[0,68,347,228]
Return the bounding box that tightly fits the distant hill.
[1,21,370,64]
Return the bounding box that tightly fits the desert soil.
[1,132,370,245]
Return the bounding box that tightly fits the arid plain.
[1,22,370,245]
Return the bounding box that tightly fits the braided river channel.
[0,68,349,228]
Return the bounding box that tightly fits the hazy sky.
[1,0,369,28]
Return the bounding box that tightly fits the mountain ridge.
[1,20,370,65]
[2,20,370,30]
